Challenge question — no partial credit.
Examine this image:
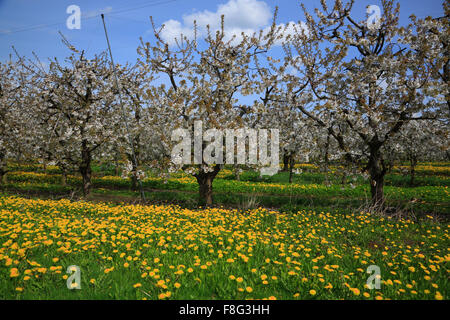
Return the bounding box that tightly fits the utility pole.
[101,13,146,202]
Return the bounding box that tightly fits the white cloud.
[159,19,195,43]
[159,0,304,46]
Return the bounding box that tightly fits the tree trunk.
[79,141,92,196]
[129,105,141,191]
[288,155,295,184]
[127,127,140,191]
[130,160,138,191]
[198,175,213,206]
[80,164,92,197]
[409,155,417,186]
[324,134,330,185]
[0,170,7,185]
[282,153,289,172]
[368,144,386,208]
[61,171,67,186]
[195,166,221,206]
[0,153,7,185]
[234,166,241,181]
[370,173,385,207]
[341,174,346,185]
[113,150,120,176]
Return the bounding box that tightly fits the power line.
[0,15,98,35]
[108,14,152,24]
[109,0,179,16]
[0,0,179,36]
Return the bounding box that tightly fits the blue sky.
[0,0,445,65]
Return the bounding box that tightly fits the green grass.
[0,161,448,300]
[3,167,449,216]
[0,195,447,300]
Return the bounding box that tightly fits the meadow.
[2,162,449,216]
[0,162,448,299]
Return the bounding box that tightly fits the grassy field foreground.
[0,195,448,300]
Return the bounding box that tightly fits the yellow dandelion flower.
[10,268,19,278]
[350,288,360,296]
